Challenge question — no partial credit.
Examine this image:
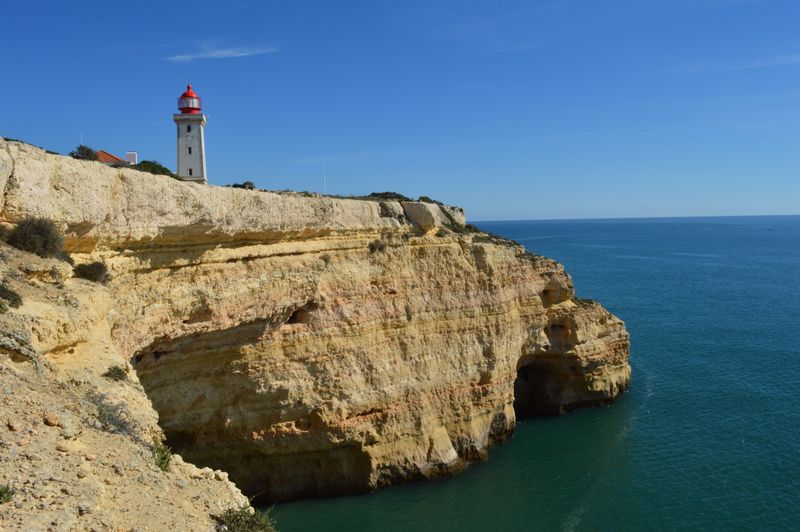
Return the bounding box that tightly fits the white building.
[173,84,207,184]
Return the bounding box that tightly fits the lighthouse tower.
[173,84,207,184]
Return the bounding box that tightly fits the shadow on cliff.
[129,310,376,503]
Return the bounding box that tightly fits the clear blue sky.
[1,0,798,220]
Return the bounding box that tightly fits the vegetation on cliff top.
[66,142,182,180]
[111,159,181,180]
[130,160,180,179]
[69,144,99,161]
[228,181,257,190]
[2,137,59,155]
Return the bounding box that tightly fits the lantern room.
[178,84,202,114]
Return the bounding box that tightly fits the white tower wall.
[173,114,207,184]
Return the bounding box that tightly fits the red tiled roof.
[96,150,126,164]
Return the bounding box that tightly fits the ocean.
[269,216,800,531]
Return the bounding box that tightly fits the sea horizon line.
[473,213,800,224]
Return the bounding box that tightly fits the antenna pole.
[323,160,327,195]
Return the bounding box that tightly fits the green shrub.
[133,160,178,179]
[0,225,10,242]
[103,365,128,382]
[0,284,22,309]
[230,181,256,190]
[212,507,276,532]
[418,195,442,205]
[113,160,182,180]
[74,262,109,284]
[0,483,14,504]
[0,301,6,314]
[152,441,172,472]
[68,144,98,161]
[6,218,65,258]
[366,191,412,202]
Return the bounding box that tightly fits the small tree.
[6,218,65,258]
[68,144,98,161]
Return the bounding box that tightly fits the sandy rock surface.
[0,138,630,509]
[0,244,249,530]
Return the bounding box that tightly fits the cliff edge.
[0,138,630,514]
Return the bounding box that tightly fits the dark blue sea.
[270,216,800,531]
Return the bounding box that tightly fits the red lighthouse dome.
[177,84,202,114]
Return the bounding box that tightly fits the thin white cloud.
[667,53,800,75]
[729,54,800,70]
[166,45,278,62]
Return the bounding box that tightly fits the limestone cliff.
[0,138,630,507]
[0,234,250,530]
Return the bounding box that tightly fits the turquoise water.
[270,216,800,531]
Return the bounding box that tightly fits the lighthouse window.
[187,125,192,133]
[189,169,193,176]
[187,147,192,155]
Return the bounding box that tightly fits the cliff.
[0,138,630,514]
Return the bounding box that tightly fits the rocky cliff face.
[0,138,630,506]
[0,214,250,528]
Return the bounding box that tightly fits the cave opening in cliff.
[130,319,271,469]
[287,301,317,325]
[513,361,545,418]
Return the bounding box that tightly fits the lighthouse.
[173,84,207,184]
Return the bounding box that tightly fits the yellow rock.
[0,137,630,504]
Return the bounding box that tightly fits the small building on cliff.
[96,150,138,166]
[96,150,126,165]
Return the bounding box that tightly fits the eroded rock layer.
[0,138,630,503]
